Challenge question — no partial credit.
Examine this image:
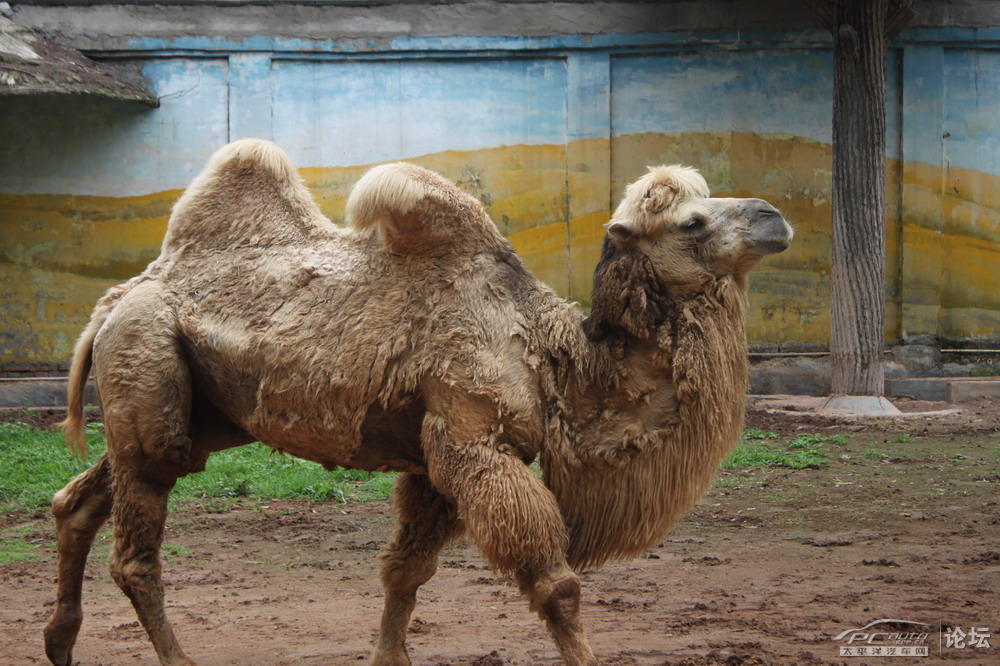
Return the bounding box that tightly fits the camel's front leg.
[371,472,462,666]
[421,411,597,666]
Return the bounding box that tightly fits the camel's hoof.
[168,658,198,666]
[370,648,411,666]
[43,619,78,666]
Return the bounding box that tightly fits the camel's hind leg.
[95,283,196,665]
[371,473,462,666]
[108,466,192,665]
[44,454,112,666]
[421,412,596,666]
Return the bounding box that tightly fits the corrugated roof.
[0,16,157,106]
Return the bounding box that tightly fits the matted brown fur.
[48,142,792,666]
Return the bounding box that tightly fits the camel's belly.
[243,393,427,475]
[179,334,407,471]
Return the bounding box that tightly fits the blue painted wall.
[271,58,567,167]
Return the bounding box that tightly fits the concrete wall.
[11,1,1000,48]
[1,1,999,365]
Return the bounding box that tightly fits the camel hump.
[162,139,332,252]
[346,162,506,255]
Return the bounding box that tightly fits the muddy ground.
[1,400,997,665]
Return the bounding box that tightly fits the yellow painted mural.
[1,134,998,364]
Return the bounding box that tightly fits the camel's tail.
[345,162,507,255]
[58,279,136,459]
[58,316,101,460]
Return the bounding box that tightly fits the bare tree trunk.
[816,0,913,397]
[830,1,888,395]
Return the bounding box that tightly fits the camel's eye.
[682,215,707,232]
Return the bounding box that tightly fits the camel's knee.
[51,485,77,521]
[109,547,162,598]
[53,490,111,532]
[539,573,582,624]
[521,568,582,619]
[52,457,106,512]
[52,461,112,534]
[380,548,437,593]
[525,569,595,665]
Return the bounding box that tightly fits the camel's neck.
[539,277,749,570]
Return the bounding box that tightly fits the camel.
[44,139,792,666]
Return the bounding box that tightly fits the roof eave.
[0,17,158,107]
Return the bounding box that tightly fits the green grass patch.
[858,449,891,459]
[787,433,847,448]
[162,544,193,560]
[0,421,101,511]
[0,421,396,512]
[0,536,41,563]
[743,427,778,440]
[722,429,836,470]
[170,443,395,507]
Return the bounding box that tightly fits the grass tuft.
[742,427,778,440]
[162,544,193,559]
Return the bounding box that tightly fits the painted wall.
[1,58,230,363]
[1,30,998,365]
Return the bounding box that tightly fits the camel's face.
[607,166,793,291]
[695,196,793,277]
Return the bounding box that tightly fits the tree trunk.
[828,0,893,396]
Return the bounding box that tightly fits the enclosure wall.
[1,24,998,365]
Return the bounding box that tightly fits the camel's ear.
[606,221,634,242]
[583,231,669,341]
[641,181,678,215]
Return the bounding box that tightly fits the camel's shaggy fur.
[45,140,792,666]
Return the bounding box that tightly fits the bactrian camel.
[45,139,792,665]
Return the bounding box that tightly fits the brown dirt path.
[1,403,997,665]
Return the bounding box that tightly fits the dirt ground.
[1,400,997,665]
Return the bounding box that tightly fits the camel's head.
[585,165,793,339]
[607,165,793,287]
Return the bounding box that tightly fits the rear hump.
[346,162,506,255]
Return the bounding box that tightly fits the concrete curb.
[0,378,96,408]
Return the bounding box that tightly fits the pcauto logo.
[833,619,994,658]
[834,619,932,657]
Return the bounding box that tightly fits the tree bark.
[821,0,910,396]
